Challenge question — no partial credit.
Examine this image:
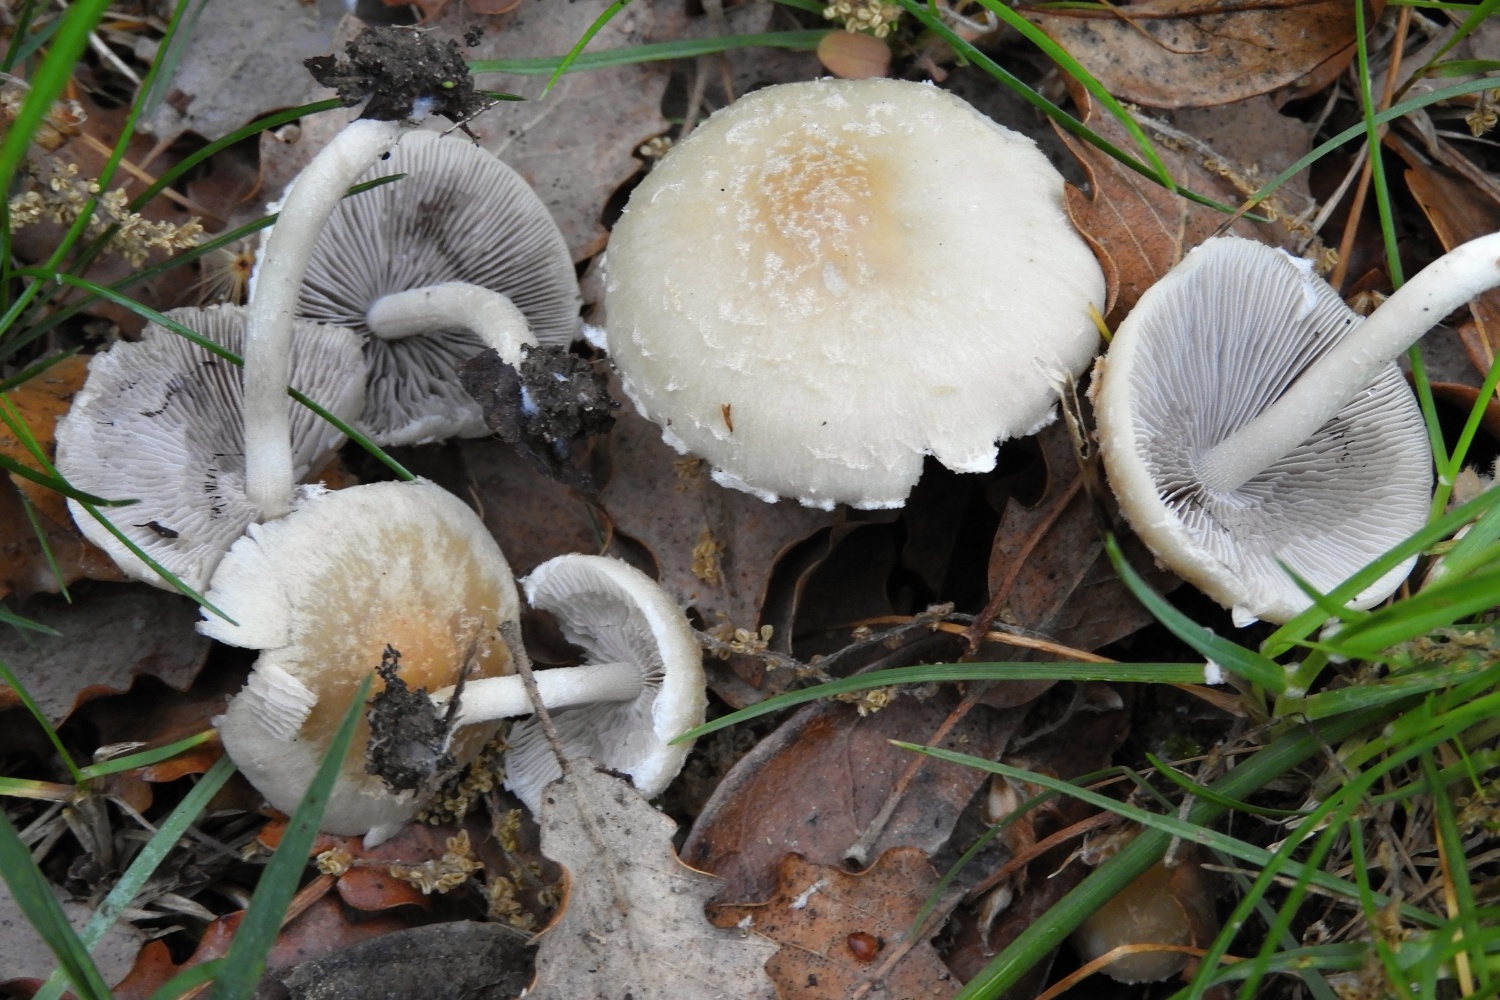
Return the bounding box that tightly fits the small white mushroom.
[283,129,583,446]
[1094,237,1432,624]
[54,304,364,591]
[603,78,1105,510]
[202,479,522,843]
[488,554,705,813]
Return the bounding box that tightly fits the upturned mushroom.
[276,129,582,446]
[54,304,364,591]
[603,78,1105,510]
[1093,236,1443,624]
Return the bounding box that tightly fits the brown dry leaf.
[601,403,837,645]
[459,437,604,577]
[448,0,689,261]
[985,422,1177,650]
[0,357,122,599]
[1024,0,1365,109]
[708,848,957,1000]
[142,0,347,145]
[1061,88,1314,325]
[1401,149,1500,376]
[0,584,211,722]
[528,765,778,1000]
[682,678,1035,903]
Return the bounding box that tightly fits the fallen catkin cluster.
[9,160,202,265]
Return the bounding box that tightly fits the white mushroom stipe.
[205,480,520,840]
[501,554,706,814]
[603,78,1104,510]
[1198,232,1500,493]
[244,117,405,520]
[54,305,365,591]
[365,282,535,364]
[432,662,643,728]
[1095,237,1432,624]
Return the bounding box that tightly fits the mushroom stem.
[432,661,643,729]
[244,117,407,521]
[365,282,539,364]
[1197,232,1500,495]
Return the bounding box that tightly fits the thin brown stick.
[964,809,1120,902]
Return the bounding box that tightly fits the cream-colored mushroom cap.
[504,554,705,813]
[55,305,364,592]
[603,78,1105,509]
[202,480,519,841]
[1094,237,1432,625]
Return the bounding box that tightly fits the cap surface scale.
[284,129,582,445]
[1094,237,1432,625]
[203,480,520,838]
[603,78,1106,510]
[504,554,705,813]
[55,304,365,591]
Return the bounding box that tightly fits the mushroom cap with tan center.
[1093,237,1432,625]
[201,479,519,839]
[55,304,365,592]
[603,78,1105,510]
[282,129,582,446]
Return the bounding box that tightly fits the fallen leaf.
[985,422,1179,650]
[143,0,348,145]
[682,673,1034,903]
[0,356,122,599]
[1060,88,1317,324]
[1025,0,1367,109]
[0,583,211,724]
[528,765,778,1000]
[458,437,605,578]
[0,876,144,984]
[451,1,686,261]
[603,403,837,629]
[708,848,958,1000]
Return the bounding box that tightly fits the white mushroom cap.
[282,129,583,446]
[503,554,705,813]
[202,480,520,840]
[1094,237,1432,625]
[603,78,1105,510]
[55,305,365,592]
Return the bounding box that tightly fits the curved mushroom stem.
[1197,233,1500,495]
[244,118,407,521]
[431,661,642,729]
[365,282,539,365]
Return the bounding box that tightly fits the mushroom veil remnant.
[603,78,1106,510]
[1094,237,1433,625]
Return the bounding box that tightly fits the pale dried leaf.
[529,766,778,1000]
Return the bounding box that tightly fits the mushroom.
[602,77,1105,510]
[280,129,583,446]
[202,479,522,842]
[243,26,486,520]
[54,304,365,591]
[488,554,705,813]
[1093,237,1433,624]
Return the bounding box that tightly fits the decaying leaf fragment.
[1025,0,1364,109]
[708,848,958,1000]
[528,765,778,1000]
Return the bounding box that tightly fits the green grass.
[4,2,1500,999]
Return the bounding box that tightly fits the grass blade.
[1104,533,1286,692]
[207,673,373,1000]
[470,28,829,76]
[0,657,85,784]
[677,661,1209,742]
[78,729,216,781]
[0,809,112,1000]
[34,755,236,1000]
